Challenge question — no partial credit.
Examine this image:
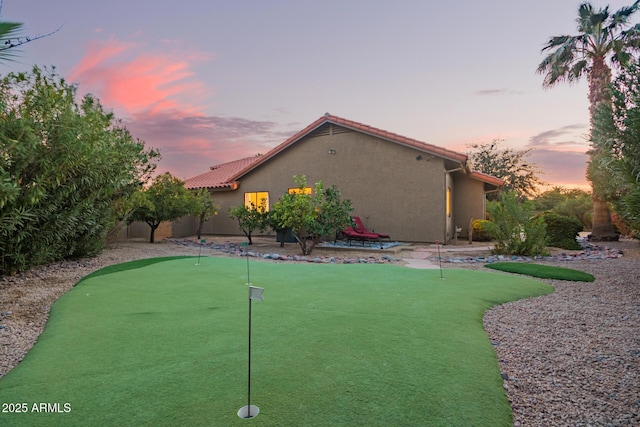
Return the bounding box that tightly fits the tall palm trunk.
[587,57,618,241]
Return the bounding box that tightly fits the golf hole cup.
[237,405,260,419]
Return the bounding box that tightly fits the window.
[446,187,452,217]
[244,191,269,211]
[288,187,312,195]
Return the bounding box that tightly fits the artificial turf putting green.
[485,262,595,282]
[0,257,553,426]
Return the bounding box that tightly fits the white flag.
[249,286,264,301]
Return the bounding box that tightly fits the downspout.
[483,186,501,219]
[443,163,465,244]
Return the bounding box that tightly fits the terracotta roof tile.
[184,156,262,189]
[185,114,502,190]
[469,171,504,187]
[228,114,470,181]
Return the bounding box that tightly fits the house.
[177,114,502,243]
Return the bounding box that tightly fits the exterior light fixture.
[328,149,336,155]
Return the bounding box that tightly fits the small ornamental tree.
[191,188,219,240]
[129,173,195,243]
[485,192,549,256]
[229,198,269,245]
[272,175,353,255]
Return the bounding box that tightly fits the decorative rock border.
[433,240,624,264]
[167,239,401,265]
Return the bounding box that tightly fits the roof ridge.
[226,113,469,182]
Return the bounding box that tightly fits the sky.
[3,0,639,190]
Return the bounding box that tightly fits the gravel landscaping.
[1,236,638,426]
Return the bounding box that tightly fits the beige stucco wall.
[452,174,487,239]
[126,221,173,241]
[196,127,456,242]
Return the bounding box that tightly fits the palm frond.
[0,21,24,62]
[610,1,640,27]
[541,35,573,51]
[569,60,589,81]
[539,1,640,90]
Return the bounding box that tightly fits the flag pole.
[436,240,444,279]
[238,286,263,419]
[243,242,251,285]
[246,296,252,417]
[196,239,205,265]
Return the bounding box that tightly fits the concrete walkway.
[401,244,494,269]
[402,258,441,269]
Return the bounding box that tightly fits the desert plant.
[484,192,549,256]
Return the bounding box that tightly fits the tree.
[228,198,269,245]
[534,187,593,229]
[592,60,640,235]
[0,66,159,274]
[191,188,219,240]
[271,175,353,255]
[129,173,194,243]
[467,139,544,200]
[537,1,640,240]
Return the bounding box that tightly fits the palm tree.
[0,0,60,64]
[537,1,640,241]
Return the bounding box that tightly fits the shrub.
[538,211,583,250]
[484,192,549,256]
[0,67,159,274]
[471,219,492,241]
[611,212,635,238]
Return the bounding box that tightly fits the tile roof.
[469,171,504,187]
[183,156,262,189]
[228,113,470,181]
[184,114,503,190]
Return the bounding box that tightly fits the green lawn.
[0,257,553,426]
[485,262,595,282]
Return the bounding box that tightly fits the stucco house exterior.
[177,114,502,243]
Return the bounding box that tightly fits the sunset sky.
[4,0,638,189]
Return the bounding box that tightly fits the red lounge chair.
[352,216,389,239]
[340,216,390,248]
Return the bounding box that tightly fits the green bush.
[0,67,159,275]
[484,192,549,256]
[538,211,583,250]
[471,219,492,241]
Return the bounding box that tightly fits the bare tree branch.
[0,0,61,58]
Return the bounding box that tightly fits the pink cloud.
[125,110,298,180]
[68,36,209,116]
[65,36,260,179]
[528,149,590,190]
